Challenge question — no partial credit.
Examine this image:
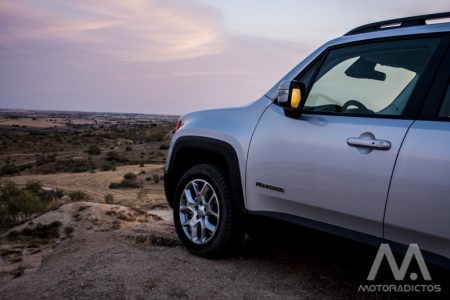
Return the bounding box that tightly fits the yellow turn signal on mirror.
[290,88,301,109]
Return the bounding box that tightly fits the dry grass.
[3,165,166,204]
[0,118,66,128]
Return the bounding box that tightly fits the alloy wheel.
[179,179,220,244]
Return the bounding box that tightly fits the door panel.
[246,104,412,237]
[385,121,450,259]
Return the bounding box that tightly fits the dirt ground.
[1,202,448,300]
[1,169,449,299]
[0,201,363,300]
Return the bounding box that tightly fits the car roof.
[333,22,450,47]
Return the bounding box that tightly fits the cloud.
[0,0,312,114]
[0,0,225,61]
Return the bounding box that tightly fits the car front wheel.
[173,164,243,258]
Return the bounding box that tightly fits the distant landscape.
[0,109,178,177]
[0,109,181,284]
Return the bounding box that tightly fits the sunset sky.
[0,0,449,114]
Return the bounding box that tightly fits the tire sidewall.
[173,165,232,256]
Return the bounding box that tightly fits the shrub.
[36,154,57,166]
[8,221,62,241]
[41,159,96,174]
[0,204,11,229]
[138,170,146,175]
[123,172,137,180]
[0,181,69,229]
[24,181,42,194]
[0,182,45,225]
[153,174,160,184]
[85,144,101,155]
[38,188,64,203]
[104,194,114,204]
[159,144,169,150]
[108,182,120,189]
[64,226,75,237]
[145,176,152,182]
[69,191,90,202]
[109,173,142,189]
[106,151,128,163]
[0,164,19,176]
[125,145,133,151]
[109,180,141,189]
[100,162,115,171]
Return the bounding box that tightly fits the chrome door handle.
[347,138,391,150]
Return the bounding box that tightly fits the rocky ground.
[1,201,448,299]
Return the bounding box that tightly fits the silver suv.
[164,13,450,265]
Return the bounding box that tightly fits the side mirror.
[277,80,306,118]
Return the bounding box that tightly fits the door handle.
[347,137,391,150]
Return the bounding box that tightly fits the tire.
[173,164,244,258]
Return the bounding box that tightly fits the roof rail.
[344,12,450,36]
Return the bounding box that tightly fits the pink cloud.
[0,0,225,61]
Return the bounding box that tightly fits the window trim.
[418,38,450,122]
[287,32,449,120]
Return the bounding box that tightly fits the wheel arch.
[164,136,246,214]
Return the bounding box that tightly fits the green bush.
[0,164,19,176]
[100,162,113,171]
[0,203,11,229]
[36,159,96,174]
[123,172,137,180]
[36,154,57,166]
[68,191,90,202]
[153,174,160,184]
[109,173,141,189]
[38,188,64,203]
[85,144,101,155]
[104,194,114,204]
[24,181,42,194]
[0,182,46,227]
[8,221,62,241]
[108,182,120,189]
[106,151,128,163]
[109,179,141,189]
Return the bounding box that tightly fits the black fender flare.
[164,136,246,214]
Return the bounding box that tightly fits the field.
[2,164,166,208]
[0,118,67,128]
[0,110,176,177]
[0,110,176,228]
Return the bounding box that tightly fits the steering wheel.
[342,100,373,114]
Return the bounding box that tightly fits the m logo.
[367,243,431,281]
